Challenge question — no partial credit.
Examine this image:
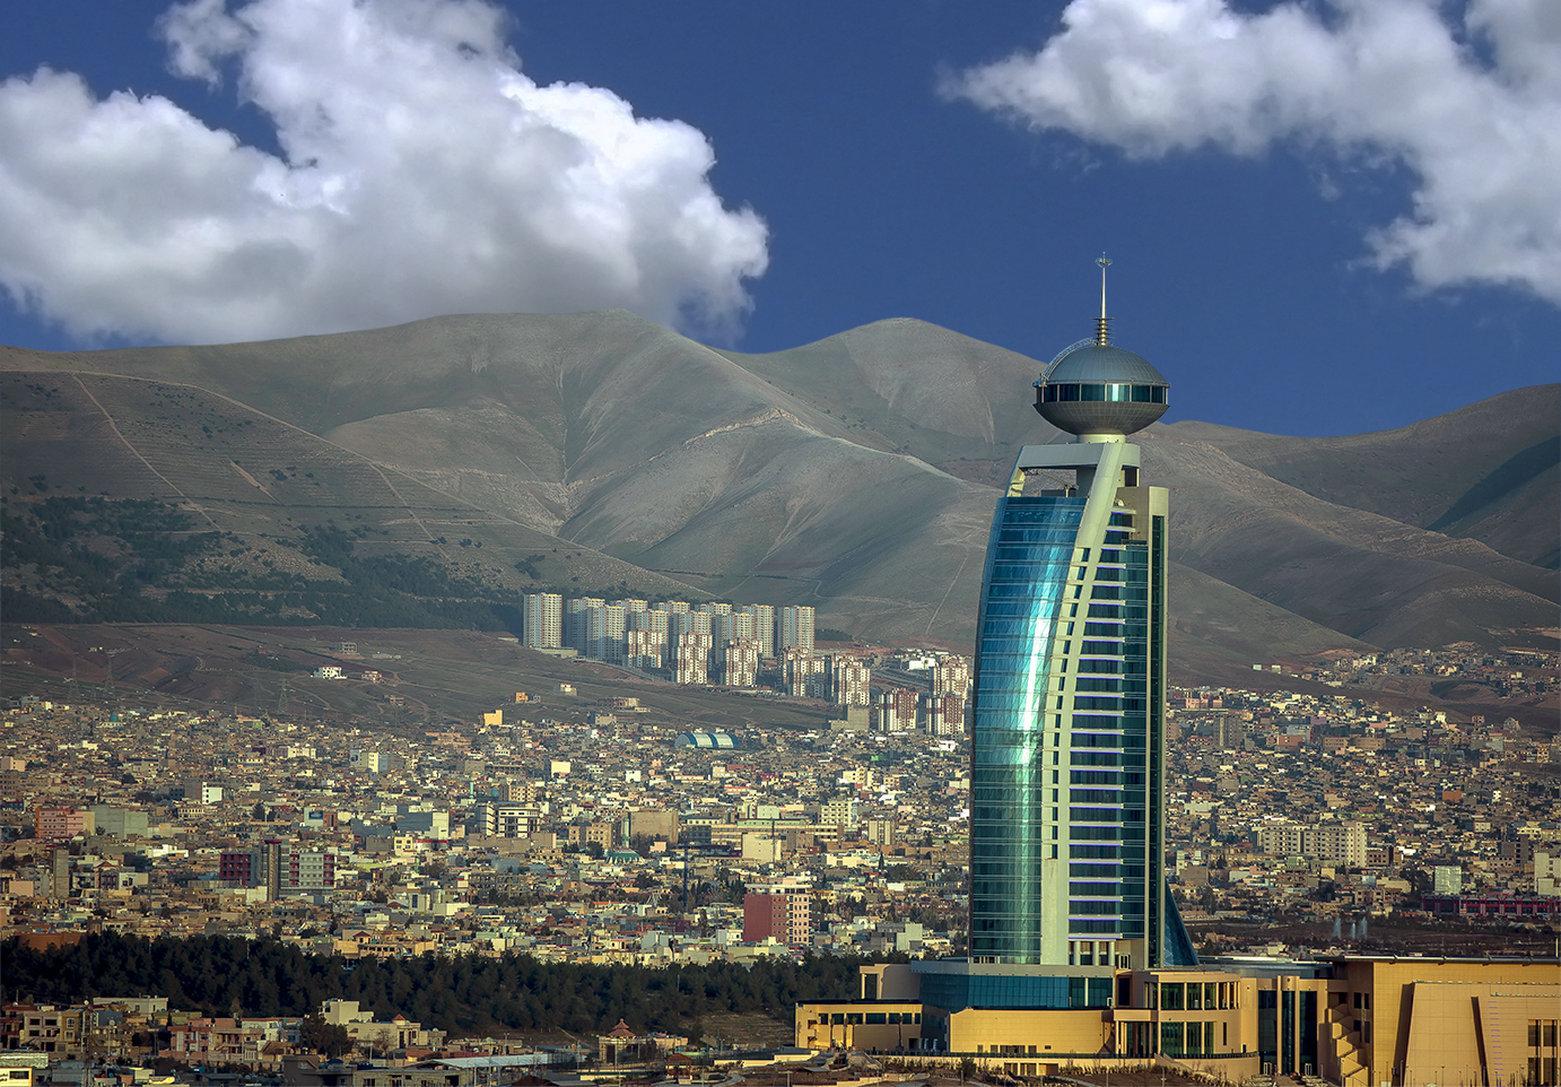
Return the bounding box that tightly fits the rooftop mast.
[1096,253,1112,346]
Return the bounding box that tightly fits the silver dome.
[1035,342,1169,436]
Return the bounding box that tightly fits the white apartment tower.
[522,592,563,649]
[722,639,761,687]
[674,632,713,685]
[626,628,664,670]
[783,648,828,699]
[779,604,815,652]
[585,602,627,664]
[741,603,777,658]
[565,596,604,654]
[829,655,872,707]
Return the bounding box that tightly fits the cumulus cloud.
[944,0,1561,306]
[0,0,768,343]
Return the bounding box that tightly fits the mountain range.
[2,311,1556,684]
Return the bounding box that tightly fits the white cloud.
[944,0,1561,306]
[0,0,768,344]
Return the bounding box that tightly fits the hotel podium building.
[794,277,1561,1085]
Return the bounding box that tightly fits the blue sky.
[2,0,1558,436]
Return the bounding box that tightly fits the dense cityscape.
[3,628,1557,1081]
[3,0,1560,1080]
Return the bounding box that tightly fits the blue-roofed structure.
[675,730,738,749]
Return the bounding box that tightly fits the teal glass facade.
[919,971,1114,1012]
[968,491,1194,966]
[968,495,1084,963]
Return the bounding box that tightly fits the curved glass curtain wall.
[969,495,1085,963]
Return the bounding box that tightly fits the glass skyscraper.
[966,295,1195,971]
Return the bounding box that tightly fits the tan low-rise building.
[796,956,1561,1086]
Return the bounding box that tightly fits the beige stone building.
[796,957,1561,1086]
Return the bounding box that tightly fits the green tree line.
[1,933,869,1036]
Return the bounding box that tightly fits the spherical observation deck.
[1034,341,1169,437]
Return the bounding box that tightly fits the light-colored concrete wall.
[1341,958,1561,1086]
[947,1008,1109,1057]
[793,1002,924,1051]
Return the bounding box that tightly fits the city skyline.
[790,275,1560,1081]
[0,2,1557,1083]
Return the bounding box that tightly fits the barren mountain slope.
[3,312,1552,670]
[0,369,700,623]
[1167,386,1560,569]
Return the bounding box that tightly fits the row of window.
[1038,380,1166,403]
[1158,1019,1225,1058]
[1153,980,1239,1010]
[815,1010,922,1026]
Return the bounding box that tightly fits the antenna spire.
[1095,253,1112,346]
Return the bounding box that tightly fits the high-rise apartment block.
[779,605,815,653]
[875,687,919,733]
[930,655,971,702]
[1253,819,1368,866]
[626,628,664,670]
[829,655,872,707]
[522,592,563,649]
[741,603,777,658]
[783,649,828,699]
[586,602,627,664]
[673,632,712,685]
[219,842,334,896]
[743,884,813,945]
[921,691,967,737]
[564,596,604,654]
[721,639,761,687]
[518,589,830,690]
[698,601,734,631]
